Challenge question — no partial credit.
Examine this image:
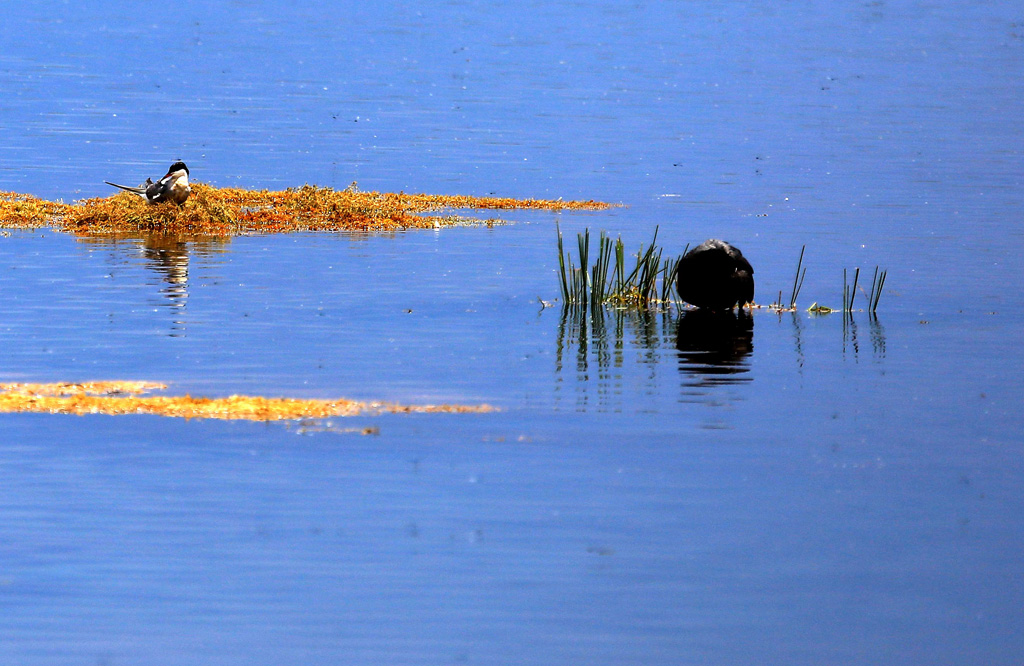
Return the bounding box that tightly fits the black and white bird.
[105,161,191,205]
[674,239,754,310]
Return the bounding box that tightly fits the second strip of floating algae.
[1,184,614,236]
[0,381,494,421]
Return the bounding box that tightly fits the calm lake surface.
[2,1,1023,664]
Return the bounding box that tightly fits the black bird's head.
[166,161,189,177]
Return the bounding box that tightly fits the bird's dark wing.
[145,177,171,202]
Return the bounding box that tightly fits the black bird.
[674,239,754,310]
[105,161,191,205]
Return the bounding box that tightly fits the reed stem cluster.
[843,265,887,318]
[557,225,680,310]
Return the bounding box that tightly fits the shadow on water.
[675,309,754,386]
[76,234,231,336]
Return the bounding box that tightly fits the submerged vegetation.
[0,381,494,421]
[0,183,614,236]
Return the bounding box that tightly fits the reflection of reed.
[554,304,756,408]
[554,304,674,409]
[675,309,754,386]
[555,303,888,408]
[843,312,887,361]
[842,311,859,357]
[869,315,886,358]
[788,310,806,371]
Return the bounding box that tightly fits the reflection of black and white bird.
[674,239,754,310]
[105,161,191,205]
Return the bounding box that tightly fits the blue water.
[1,1,1023,664]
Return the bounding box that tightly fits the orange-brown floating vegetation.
[0,191,68,229]
[0,381,168,396]
[0,183,615,236]
[0,381,495,421]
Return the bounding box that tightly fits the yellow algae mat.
[0,382,494,421]
[0,183,613,235]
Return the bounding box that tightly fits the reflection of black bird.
[675,309,754,381]
[674,239,754,310]
[105,161,191,205]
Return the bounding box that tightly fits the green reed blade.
[660,258,673,303]
[849,267,859,312]
[872,269,887,312]
[556,224,569,302]
[572,229,589,305]
[615,237,625,295]
[789,244,806,308]
[843,268,848,312]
